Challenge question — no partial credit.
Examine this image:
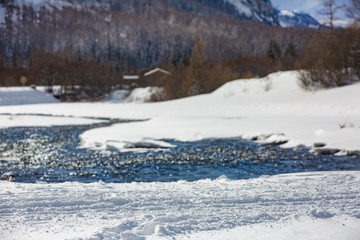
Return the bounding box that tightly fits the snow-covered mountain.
[1,0,280,26]
[2,0,323,28]
[222,0,279,25]
[278,10,322,28]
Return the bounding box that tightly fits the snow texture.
[0,171,359,239]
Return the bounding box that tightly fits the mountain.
[3,0,323,28]
[5,0,279,25]
[223,0,278,25]
[278,10,322,28]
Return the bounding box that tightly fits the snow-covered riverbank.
[1,171,359,240]
[1,71,359,153]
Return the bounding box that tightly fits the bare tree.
[346,1,360,81]
[317,0,345,33]
[347,0,360,24]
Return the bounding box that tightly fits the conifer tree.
[283,43,297,69]
[266,40,282,60]
[350,35,360,79]
[182,39,209,95]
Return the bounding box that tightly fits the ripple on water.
[1,123,360,183]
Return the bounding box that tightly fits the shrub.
[298,30,358,89]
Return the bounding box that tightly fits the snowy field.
[1,171,360,240]
[1,71,360,239]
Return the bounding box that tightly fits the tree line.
[298,0,360,89]
[0,0,359,101]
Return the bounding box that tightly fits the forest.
[0,0,359,100]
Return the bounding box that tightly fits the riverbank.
[1,71,359,153]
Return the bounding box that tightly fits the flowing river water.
[1,119,360,183]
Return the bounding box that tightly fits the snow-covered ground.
[1,71,359,153]
[0,87,105,127]
[0,87,60,106]
[1,171,359,239]
[0,114,105,128]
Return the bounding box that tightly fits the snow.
[123,75,139,80]
[105,87,165,104]
[280,10,296,17]
[14,0,70,10]
[0,87,105,127]
[0,87,60,106]
[0,71,359,153]
[105,90,129,103]
[224,0,253,17]
[79,71,360,152]
[1,171,359,239]
[123,87,165,103]
[144,68,171,77]
[171,216,360,240]
[278,9,321,28]
[0,114,104,128]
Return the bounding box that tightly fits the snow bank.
[124,87,165,103]
[105,87,165,103]
[0,114,104,128]
[0,87,60,106]
[1,171,359,239]
[1,71,360,152]
[170,216,360,240]
[105,90,129,103]
[79,71,360,152]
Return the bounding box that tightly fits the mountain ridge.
[3,0,280,25]
[2,0,322,28]
[278,9,321,28]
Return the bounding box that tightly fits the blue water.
[1,122,360,183]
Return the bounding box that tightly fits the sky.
[271,0,350,19]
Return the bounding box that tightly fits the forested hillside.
[1,0,358,101]
[0,0,312,70]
